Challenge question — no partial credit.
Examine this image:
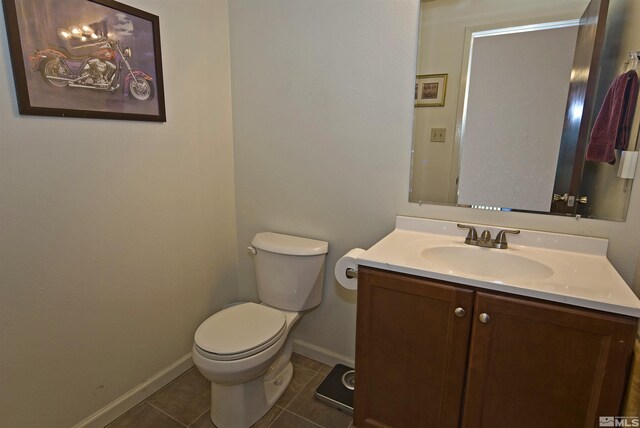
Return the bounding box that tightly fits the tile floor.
[107,353,353,428]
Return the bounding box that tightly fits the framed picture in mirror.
[415,74,447,107]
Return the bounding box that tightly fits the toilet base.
[210,361,293,428]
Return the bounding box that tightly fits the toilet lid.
[194,303,286,361]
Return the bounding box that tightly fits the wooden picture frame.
[415,74,447,107]
[2,0,166,122]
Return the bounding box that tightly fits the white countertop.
[357,216,640,318]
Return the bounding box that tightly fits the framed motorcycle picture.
[2,0,166,122]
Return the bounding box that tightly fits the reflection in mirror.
[457,21,578,212]
[409,0,640,221]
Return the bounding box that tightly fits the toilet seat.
[194,303,286,361]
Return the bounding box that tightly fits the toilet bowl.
[192,232,328,428]
[193,302,301,427]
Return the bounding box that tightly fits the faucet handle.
[494,229,520,249]
[457,224,478,245]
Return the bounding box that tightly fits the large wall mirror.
[409,0,640,221]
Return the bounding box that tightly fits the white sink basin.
[355,216,640,317]
[421,246,553,281]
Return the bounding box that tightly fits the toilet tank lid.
[252,232,328,256]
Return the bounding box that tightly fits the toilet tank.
[251,232,328,311]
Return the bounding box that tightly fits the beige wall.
[0,1,238,427]
[230,0,640,364]
[229,0,421,360]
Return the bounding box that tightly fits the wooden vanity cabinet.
[355,267,475,427]
[461,292,636,428]
[354,266,637,428]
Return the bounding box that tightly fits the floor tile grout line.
[279,386,304,411]
[188,407,211,427]
[266,365,316,427]
[291,366,354,428]
[284,409,326,428]
[149,366,194,398]
[265,408,325,428]
[265,405,287,428]
[144,401,190,427]
[279,368,348,428]
[265,410,277,428]
[279,365,316,411]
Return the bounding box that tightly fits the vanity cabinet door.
[355,267,474,428]
[461,292,636,428]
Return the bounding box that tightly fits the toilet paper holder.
[335,248,365,290]
[345,268,358,279]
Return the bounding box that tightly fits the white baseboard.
[293,339,355,368]
[72,353,194,428]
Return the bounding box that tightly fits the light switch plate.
[430,128,446,143]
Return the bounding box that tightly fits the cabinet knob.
[454,307,466,318]
[479,313,490,324]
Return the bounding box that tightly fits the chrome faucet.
[457,224,520,249]
[457,224,478,245]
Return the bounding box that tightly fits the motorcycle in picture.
[29,26,155,102]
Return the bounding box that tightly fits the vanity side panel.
[354,267,474,428]
[461,291,637,428]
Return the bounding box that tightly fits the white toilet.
[192,232,328,428]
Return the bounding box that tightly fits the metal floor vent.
[314,364,354,415]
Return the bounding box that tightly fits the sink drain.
[341,370,355,390]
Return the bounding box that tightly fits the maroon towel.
[586,70,639,165]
